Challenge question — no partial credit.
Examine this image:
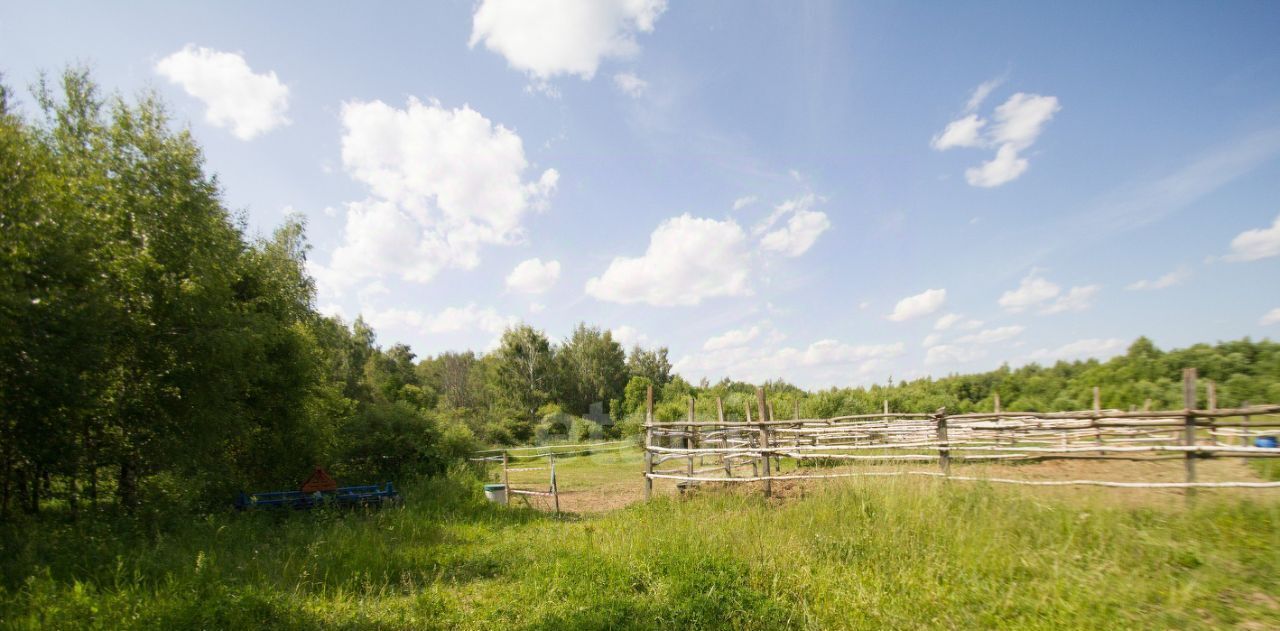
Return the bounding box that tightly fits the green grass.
[3,470,1279,629]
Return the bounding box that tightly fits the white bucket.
[484,484,507,505]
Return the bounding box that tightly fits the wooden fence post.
[935,407,950,476]
[550,453,559,515]
[767,401,780,471]
[502,451,510,496]
[756,387,772,498]
[1183,368,1198,501]
[1093,386,1104,454]
[718,397,731,478]
[643,384,653,501]
[1206,381,1218,445]
[1241,401,1251,447]
[745,402,758,478]
[994,391,1003,445]
[687,396,696,478]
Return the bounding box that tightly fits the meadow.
[3,454,1279,630]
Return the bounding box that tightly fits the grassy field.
[3,457,1280,629]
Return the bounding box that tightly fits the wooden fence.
[470,440,633,513]
[641,369,1280,499]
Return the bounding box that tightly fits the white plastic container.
[483,483,507,505]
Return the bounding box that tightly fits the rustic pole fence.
[643,384,653,501]
[757,387,772,498]
[639,369,1280,500]
[936,408,950,476]
[1183,368,1198,501]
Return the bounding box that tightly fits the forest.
[4,71,1280,521]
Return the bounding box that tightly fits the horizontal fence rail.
[639,370,1280,500]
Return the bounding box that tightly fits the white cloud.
[1041,285,1099,315]
[318,303,346,320]
[529,302,546,314]
[470,0,666,81]
[998,270,1061,312]
[612,325,649,347]
[586,214,750,306]
[775,340,904,367]
[155,45,290,140]
[999,271,1098,315]
[1260,308,1280,326]
[931,114,985,150]
[965,143,1028,188]
[955,325,1025,345]
[363,303,516,336]
[732,195,758,211]
[934,313,984,330]
[613,72,648,97]
[756,194,831,257]
[925,344,987,366]
[704,325,762,351]
[921,333,942,348]
[988,93,1061,151]
[1027,338,1126,362]
[934,313,962,330]
[965,77,1003,112]
[858,301,871,310]
[1126,267,1190,290]
[676,335,903,388]
[887,288,947,322]
[314,97,557,293]
[506,258,561,294]
[933,88,1060,188]
[1225,213,1280,262]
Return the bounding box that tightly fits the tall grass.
[2,470,1278,629]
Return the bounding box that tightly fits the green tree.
[557,323,628,415]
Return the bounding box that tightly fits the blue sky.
[4,1,1279,388]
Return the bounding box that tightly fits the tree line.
[3,71,1278,519]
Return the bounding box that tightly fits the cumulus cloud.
[732,195,758,211]
[470,0,666,81]
[931,114,985,151]
[924,344,987,366]
[1126,267,1190,290]
[998,270,1098,315]
[313,97,557,294]
[965,143,1028,187]
[1225,213,1280,262]
[586,214,750,306]
[506,258,561,294]
[363,303,516,336]
[933,313,981,331]
[613,72,648,97]
[1027,338,1127,362]
[756,194,831,257]
[921,333,942,348]
[611,325,649,347]
[887,289,947,322]
[933,86,1060,188]
[1041,285,1099,315]
[998,271,1060,312]
[155,45,289,140]
[1261,308,1280,326]
[676,337,904,388]
[703,325,762,351]
[955,325,1025,345]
